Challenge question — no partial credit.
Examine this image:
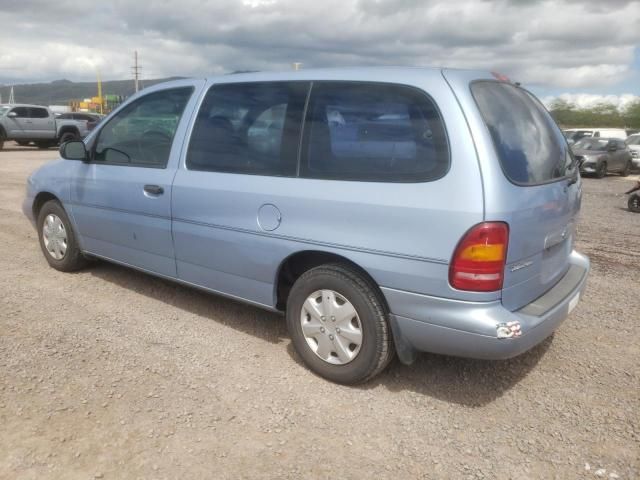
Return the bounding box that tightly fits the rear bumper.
[383,250,590,363]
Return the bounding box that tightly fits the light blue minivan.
[23,68,589,383]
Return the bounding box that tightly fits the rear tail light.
[449,222,509,292]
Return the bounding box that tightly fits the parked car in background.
[572,137,633,177]
[57,112,103,132]
[563,128,627,145]
[0,104,90,150]
[626,134,640,170]
[22,69,590,383]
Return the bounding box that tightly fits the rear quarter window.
[471,81,574,185]
[301,82,450,182]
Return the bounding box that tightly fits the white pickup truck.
[0,104,90,150]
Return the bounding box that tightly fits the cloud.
[0,0,638,94]
[542,93,640,111]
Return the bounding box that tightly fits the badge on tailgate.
[544,222,574,250]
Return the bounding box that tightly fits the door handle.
[143,184,164,195]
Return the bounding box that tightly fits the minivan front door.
[69,84,199,277]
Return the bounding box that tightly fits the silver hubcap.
[300,289,363,365]
[42,214,68,260]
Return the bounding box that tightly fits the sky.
[0,0,639,108]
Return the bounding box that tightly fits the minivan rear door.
[456,77,581,311]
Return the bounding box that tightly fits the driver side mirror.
[7,111,17,118]
[60,140,88,162]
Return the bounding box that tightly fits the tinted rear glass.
[573,138,608,151]
[187,82,308,176]
[302,82,449,182]
[471,81,573,185]
[29,108,49,118]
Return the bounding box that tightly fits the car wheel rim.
[300,289,363,365]
[42,214,68,260]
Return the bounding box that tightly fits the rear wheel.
[629,194,640,213]
[37,200,88,271]
[595,161,607,179]
[58,131,80,145]
[621,161,631,177]
[286,263,394,384]
[0,130,5,150]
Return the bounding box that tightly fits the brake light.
[449,222,509,292]
[491,71,511,83]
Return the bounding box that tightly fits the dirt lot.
[0,143,638,480]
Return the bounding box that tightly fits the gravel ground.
[0,143,638,480]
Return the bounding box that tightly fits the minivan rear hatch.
[470,80,580,311]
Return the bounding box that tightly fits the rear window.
[471,81,574,185]
[573,138,608,151]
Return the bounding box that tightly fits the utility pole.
[132,51,142,93]
[8,86,15,104]
[97,70,104,114]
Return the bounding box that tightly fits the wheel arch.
[32,191,61,219]
[58,126,80,137]
[274,249,387,312]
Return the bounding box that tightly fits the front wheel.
[629,194,640,213]
[286,263,394,384]
[596,161,607,179]
[37,200,88,271]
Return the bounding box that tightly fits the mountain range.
[0,78,181,106]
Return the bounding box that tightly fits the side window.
[301,82,450,182]
[94,87,193,167]
[29,108,49,119]
[11,107,29,118]
[187,82,309,176]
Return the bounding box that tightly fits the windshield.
[0,106,10,116]
[573,138,608,151]
[626,136,640,146]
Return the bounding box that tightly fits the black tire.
[595,161,607,179]
[58,131,79,145]
[629,194,640,213]
[0,130,5,150]
[621,161,631,177]
[286,263,394,384]
[37,200,88,272]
